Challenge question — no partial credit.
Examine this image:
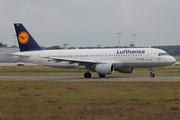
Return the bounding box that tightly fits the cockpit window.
[162,53,168,56]
[158,53,168,56]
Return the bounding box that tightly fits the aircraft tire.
[150,73,155,78]
[84,72,91,78]
[99,74,106,78]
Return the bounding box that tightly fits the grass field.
[0,66,179,120]
[0,66,179,76]
[0,82,179,120]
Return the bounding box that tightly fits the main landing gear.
[84,72,91,78]
[150,68,155,78]
[84,73,106,78]
[99,74,106,78]
[84,68,91,78]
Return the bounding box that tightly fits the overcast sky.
[0,0,179,47]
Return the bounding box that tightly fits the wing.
[44,56,106,68]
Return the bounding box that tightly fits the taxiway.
[0,76,179,82]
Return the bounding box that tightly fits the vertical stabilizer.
[14,23,44,52]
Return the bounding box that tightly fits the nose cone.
[169,56,176,65]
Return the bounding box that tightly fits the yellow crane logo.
[18,32,29,44]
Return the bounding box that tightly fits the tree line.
[152,45,179,56]
[0,42,179,56]
[0,42,7,47]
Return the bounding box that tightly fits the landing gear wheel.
[149,68,155,78]
[84,72,91,78]
[150,73,155,78]
[99,74,106,78]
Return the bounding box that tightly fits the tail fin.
[14,23,44,52]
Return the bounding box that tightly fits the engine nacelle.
[117,68,135,74]
[95,63,114,75]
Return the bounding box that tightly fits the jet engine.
[95,63,114,75]
[117,68,135,74]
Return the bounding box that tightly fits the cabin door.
[146,49,152,61]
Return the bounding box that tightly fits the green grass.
[0,67,179,76]
[0,82,179,120]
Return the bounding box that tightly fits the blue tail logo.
[14,23,44,52]
[18,31,29,44]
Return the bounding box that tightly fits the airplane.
[6,23,176,78]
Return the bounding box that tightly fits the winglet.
[14,23,44,52]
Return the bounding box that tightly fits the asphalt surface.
[0,76,179,82]
[0,63,39,66]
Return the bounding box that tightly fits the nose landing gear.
[150,68,155,78]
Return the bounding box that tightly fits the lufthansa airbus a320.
[6,23,176,78]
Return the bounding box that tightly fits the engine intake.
[95,63,114,75]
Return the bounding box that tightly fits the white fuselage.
[12,48,176,69]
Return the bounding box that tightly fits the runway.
[0,76,179,82]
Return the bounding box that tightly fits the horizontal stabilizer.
[4,53,30,57]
